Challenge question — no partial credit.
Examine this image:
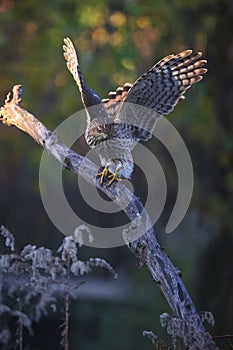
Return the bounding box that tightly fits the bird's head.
[86,119,109,147]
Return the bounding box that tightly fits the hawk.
[63,37,207,185]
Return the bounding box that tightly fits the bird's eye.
[97,127,102,133]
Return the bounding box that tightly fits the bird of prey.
[63,37,207,186]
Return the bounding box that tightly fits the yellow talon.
[107,173,122,186]
[96,167,109,184]
[96,168,122,186]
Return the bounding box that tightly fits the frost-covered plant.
[0,226,117,350]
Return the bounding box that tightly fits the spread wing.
[63,37,84,93]
[101,83,132,120]
[63,37,108,123]
[123,49,207,114]
[63,38,207,145]
[113,50,207,142]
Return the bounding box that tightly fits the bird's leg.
[107,172,122,186]
[96,167,109,184]
[107,162,123,186]
[96,162,123,186]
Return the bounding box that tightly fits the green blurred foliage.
[0,0,233,349]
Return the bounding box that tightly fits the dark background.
[0,0,232,349]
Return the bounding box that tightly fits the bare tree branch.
[0,85,218,349]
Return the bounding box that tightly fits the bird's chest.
[86,122,134,154]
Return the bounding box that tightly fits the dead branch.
[0,85,218,349]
